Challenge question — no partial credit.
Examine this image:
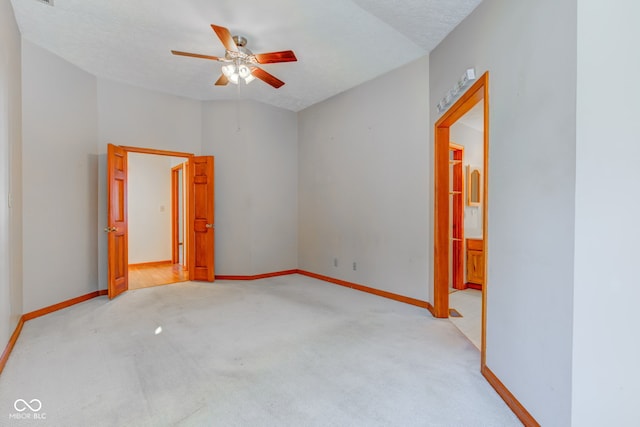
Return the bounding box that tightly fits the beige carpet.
[0,274,520,426]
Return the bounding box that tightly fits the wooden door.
[107,144,128,298]
[189,156,215,281]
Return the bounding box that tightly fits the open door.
[189,156,215,281]
[106,143,128,299]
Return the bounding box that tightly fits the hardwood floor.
[128,263,188,290]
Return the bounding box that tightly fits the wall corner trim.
[481,364,540,427]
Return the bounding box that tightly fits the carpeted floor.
[0,274,520,426]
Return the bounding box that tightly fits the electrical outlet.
[353,262,357,271]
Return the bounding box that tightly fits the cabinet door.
[467,250,484,285]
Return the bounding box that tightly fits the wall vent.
[36,0,54,6]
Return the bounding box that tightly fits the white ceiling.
[457,102,484,132]
[10,0,482,112]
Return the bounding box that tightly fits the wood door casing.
[107,145,214,295]
[107,143,128,299]
[434,72,489,368]
[189,156,215,281]
[171,164,182,265]
[171,162,189,271]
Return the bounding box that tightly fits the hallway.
[128,263,188,289]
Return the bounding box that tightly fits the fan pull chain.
[236,81,241,133]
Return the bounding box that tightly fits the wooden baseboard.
[297,270,434,315]
[215,269,435,315]
[0,316,25,376]
[215,269,298,281]
[128,260,172,268]
[23,290,108,322]
[482,365,540,426]
[0,289,107,377]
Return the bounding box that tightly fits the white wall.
[247,102,298,275]
[21,52,294,293]
[0,0,22,346]
[572,1,640,425]
[21,40,99,313]
[201,102,251,274]
[97,78,202,289]
[127,153,173,265]
[430,0,577,424]
[298,56,430,301]
[450,121,483,239]
[202,100,298,275]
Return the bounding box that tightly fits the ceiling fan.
[171,24,297,89]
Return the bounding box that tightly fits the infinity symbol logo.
[14,399,42,412]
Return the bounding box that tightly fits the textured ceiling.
[10,0,482,111]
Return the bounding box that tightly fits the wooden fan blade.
[254,50,297,64]
[171,50,221,61]
[211,24,238,52]
[251,67,285,89]
[214,74,229,86]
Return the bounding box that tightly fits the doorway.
[106,144,215,299]
[433,72,489,365]
[448,104,485,349]
[126,153,189,290]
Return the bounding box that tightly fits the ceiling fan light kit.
[222,62,255,85]
[171,24,297,89]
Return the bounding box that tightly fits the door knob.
[205,223,215,229]
[103,226,118,233]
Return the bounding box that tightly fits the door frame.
[171,162,188,269]
[433,72,489,365]
[109,145,194,298]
